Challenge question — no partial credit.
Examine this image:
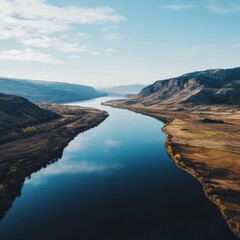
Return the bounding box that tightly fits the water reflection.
[0,96,236,240]
[26,159,122,186]
[26,131,123,186]
[63,135,92,152]
[104,137,121,147]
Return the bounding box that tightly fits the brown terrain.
[0,96,108,219]
[103,68,240,238]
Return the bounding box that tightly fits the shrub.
[0,184,5,196]
[7,166,18,179]
[9,130,18,137]
[175,154,181,161]
[0,184,5,192]
[9,167,18,174]
[22,126,37,134]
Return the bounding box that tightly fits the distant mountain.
[0,77,106,103]
[100,84,146,95]
[123,67,240,106]
[0,93,59,133]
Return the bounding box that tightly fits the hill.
[100,84,146,95]
[0,95,108,219]
[0,93,59,133]
[125,67,240,106]
[0,77,106,103]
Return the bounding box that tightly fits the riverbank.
[0,104,108,219]
[103,100,240,238]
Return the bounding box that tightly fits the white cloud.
[163,4,197,11]
[0,0,125,33]
[76,32,89,38]
[106,48,117,56]
[0,48,62,64]
[54,41,90,53]
[18,36,90,53]
[20,36,53,48]
[0,0,125,61]
[163,2,240,14]
[91,51,102,56]
[0,27,27,40]
[101,25,118,32]
[206,3,240,14]
[192,44,221,51]
[103,33,122,41]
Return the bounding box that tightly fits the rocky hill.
[125,67,240,106]
[0,77,106,103]
[0,93,59,133]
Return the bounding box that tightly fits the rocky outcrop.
[124,67,240,106]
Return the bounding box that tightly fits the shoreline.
[0,104,108,219]
[162,127,239,239]
[103,101,240,238]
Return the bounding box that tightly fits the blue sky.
[0,0,240,86]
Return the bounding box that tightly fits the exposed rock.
[126,67,240,106]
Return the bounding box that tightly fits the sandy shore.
[103,100,240,238]
[0,104,108,219]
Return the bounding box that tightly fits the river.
[0,97,236,240]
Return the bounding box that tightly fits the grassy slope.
[0,93,59,133]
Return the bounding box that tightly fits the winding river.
[0,97,236,240]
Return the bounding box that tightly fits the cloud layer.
[0,0,125,63]
[0,48,62,63]
[163,4,197,11]
[164,1,240,13]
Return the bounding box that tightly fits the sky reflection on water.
[0,97,236,240]
[26,129,123,186]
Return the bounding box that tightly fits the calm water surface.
[0,97,236,240]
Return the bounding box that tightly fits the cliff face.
[126,67,240,106]
[0,93,59,133]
